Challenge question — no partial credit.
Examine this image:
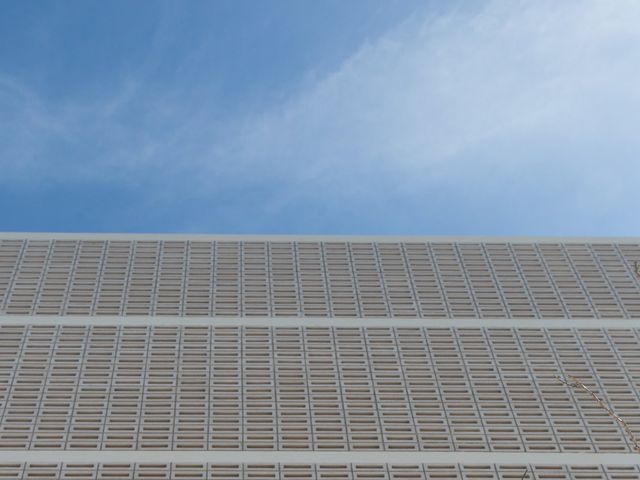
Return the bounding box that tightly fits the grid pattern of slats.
[0,463,638,480]
[1,326,639,452]
[1,240,639,318]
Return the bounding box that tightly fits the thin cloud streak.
[213,0,640,180]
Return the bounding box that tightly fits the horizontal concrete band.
[2,232,639,243]
[0,450,638,465]
[1,315,640,328]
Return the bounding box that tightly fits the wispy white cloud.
[1,0,639,232]
[215,0,640,182]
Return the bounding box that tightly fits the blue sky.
[1,0,639,235]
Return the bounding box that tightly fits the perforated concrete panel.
[1,238,639,318]
[0,325,639,453]
[0,463,638,480]
[1,234,639,479]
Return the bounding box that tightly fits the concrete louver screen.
[2,464,640,479]
[1,325,639,453]
[1,235,640,480]
[1,239,640,318]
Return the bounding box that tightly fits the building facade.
[0,233,639,479]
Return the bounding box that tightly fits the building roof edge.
[0,231,639,243]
